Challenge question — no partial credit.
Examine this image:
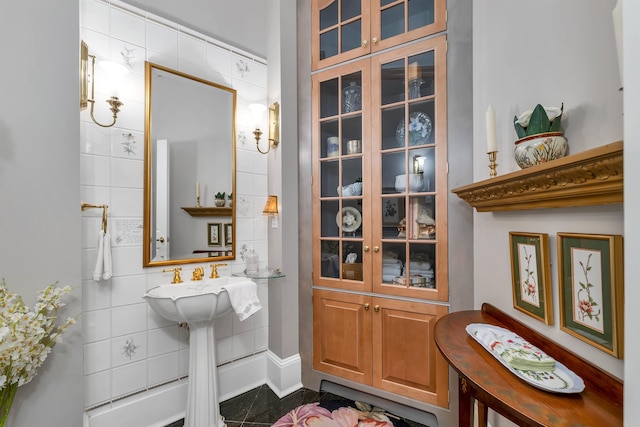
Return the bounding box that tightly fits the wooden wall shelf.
[451,141,623,212]
[181,206,232,217]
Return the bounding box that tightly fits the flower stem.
[0,384,18,427]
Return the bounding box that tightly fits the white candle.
[196,181,200,198]
[486,105,497,153]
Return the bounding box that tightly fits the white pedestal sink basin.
[143,277,254,427]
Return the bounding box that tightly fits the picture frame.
[557,233,624,358]
[224,223,233,246]
[382,197,405,226]
[207,223,222,246]
[509,232,553,325]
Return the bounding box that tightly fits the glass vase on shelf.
[409,78,425,99]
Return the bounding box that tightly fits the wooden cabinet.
[314,289,448,406]
[312,0,447,70]
[311,31,449,405]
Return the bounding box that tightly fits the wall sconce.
[80,40,128,128]
[263,195,279,228]
[413,155,426,174]
[249,102,280,154]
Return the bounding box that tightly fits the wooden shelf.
[181,206,232,217]
[451,141,623,212]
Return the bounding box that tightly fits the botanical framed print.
[557,233,624,358]
[207,223,222,246]
[509,232,553,325]
[224,223,233,246]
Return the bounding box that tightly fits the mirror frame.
[143,61,237,267]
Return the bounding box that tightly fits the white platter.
[336,206,362,233]
[466,323,585,394]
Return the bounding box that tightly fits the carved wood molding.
[452,141,623,212]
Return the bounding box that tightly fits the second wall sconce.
[249,102,280,154]
[263,195,279,228]
[80,40,128,128]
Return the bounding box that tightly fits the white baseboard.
[265,350,303,398]
[84,351,302,426]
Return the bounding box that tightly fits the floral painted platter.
[396,111,432,146]
[336,206,362,233]
[466,323,585,394]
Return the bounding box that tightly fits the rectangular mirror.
[143,62,237,267]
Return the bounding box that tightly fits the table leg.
[458,377,473,427]
[477,401,488,427]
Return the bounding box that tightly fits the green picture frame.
[224,223,233,246]
[557,233,624,358]
[509,232,553,325]
[207,223,222,246]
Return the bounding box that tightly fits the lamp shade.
[263,195,278,215]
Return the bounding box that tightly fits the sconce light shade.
[413,155,426,174]
[263,195,278,215]
[251,102,280,154]
[80,40,127,128]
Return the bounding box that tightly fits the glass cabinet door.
[313,60,371,292]
[371,35,447,301]
[312,0,371,70]
[371,0,447,54]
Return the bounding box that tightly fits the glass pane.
[341,20,362,54]
[320,29,338,61]
[342,115,362,155]
[407,242,435,288]
[380,4,404,40]
[339,200,363,237]
[320,79,339,118]
[408,195,435,239]
[408,101,435,146]
[320,160,339,197]
[320,120,340,158]
[380,0,394,6]
[341,240,363,280]
[408,51,435,99]
[341,157,363,196]
[321,200,340,237]
[381,59,404,106]
[382,196,405,238]
[381,151,405,194]
[342,72,362,113]
[409,147,435,192]
[408,0,435,31]
[341,0,361,22]
[381,106,404,150]
[320,240,340,278]
[382,242,405,284]
[320,0,338,30]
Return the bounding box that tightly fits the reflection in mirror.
[143,62,236,267]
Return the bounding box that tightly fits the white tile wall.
[81,0,269,408]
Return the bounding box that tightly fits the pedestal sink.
[143,277,253,427]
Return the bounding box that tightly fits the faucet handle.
[162,267,183,284]
[209,263,228,279]
[191,267,204,281]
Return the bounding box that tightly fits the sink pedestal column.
[185,321,225,427]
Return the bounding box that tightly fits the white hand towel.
[222,280,262,321]
[93,231,105,281]
[102,232,112,280]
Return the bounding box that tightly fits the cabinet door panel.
[313,290,373,384]
[372,298,448,406]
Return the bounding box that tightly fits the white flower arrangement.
[0,280,75,425]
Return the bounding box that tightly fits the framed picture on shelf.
[382,197,403,226]
[207,223,222,246]
[509,232,553,325]
[557,233,624,358]
[224,223,233,246]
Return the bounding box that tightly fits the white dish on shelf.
[336,206,362,233]
[465,323,585,394]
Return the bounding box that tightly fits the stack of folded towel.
[382,256,403,282]
[408,260,434,282]
[474,326,556,371]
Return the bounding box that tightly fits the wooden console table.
[434,304,623,427]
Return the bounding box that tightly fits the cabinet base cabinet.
[313,289,449,407]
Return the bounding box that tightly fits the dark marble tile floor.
[165,384,429,427]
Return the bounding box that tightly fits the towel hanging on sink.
[222,279,261,321]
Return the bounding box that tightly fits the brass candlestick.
[487,151,498,178]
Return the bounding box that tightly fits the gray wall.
[0,0,83,425]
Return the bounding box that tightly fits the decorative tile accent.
[121,45,136,70]
[236,59,250,78]
[122,338,139,359]
[121,132,137,156]
[238,130,248,147]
